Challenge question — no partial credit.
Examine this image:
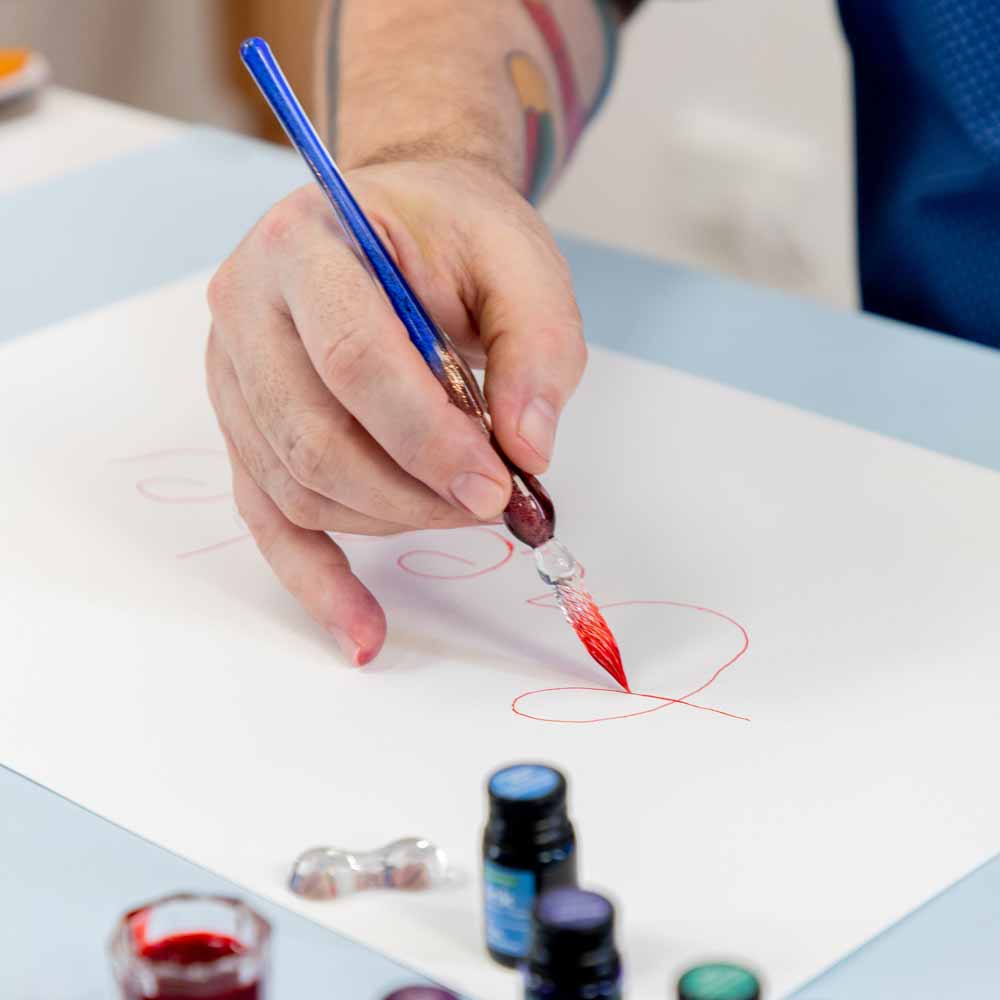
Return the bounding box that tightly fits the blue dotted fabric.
[839,0,1000,349]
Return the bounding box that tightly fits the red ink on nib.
[513,600,751,725]
[559,581,629,692]
[533,538,630,691]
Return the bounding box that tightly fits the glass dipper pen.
[240,36,627,691]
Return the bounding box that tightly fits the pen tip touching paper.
[558,581,630,692]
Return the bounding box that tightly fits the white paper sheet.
[3,274,1000,999]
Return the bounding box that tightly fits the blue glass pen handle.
[239,37,483,412]
[240,37,554,546]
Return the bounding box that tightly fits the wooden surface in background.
[223,0,325,143]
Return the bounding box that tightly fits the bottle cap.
[382,988,459,1000]
[529,887,620,983]
[677,963,760,1000]
[487,763,570,849]
[488,763,566,813]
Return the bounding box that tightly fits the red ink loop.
[136,477,231,505]
[177,533,251,560]
[397,528,514,580]
[512,601,751,725]
[511,686,751,725]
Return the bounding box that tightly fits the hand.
[205,159,586,665]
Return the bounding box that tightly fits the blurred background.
[2,0,855,308]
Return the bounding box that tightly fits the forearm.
[317,0,629,201]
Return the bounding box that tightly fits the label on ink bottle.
[484,861,536,956]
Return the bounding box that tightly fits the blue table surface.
[3,123,1000,998]
[0,765,452,1000]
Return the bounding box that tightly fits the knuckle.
[286,419,337,491]
[206,262,238,318]
[538,315,587,377]
[204,333,222,402]
[276,476,325,530]
[317,315,376,392]
[237,441,273,496]
[550,245,575,285]
[255,188,311,256]
[257,206,296,256]
[567,321,588,375]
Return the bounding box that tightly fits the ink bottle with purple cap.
[483,763,577,968]
[524,887,622,1000]
[382,988,460,1000]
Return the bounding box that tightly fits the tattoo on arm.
[507,52,559,203]
[613,0,646,17]
[508,0,621,202]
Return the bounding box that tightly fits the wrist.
[328,1,528,188]
[339,129,518,188]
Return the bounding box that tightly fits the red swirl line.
[511,687,750,724]
[396,528,514,580]
[136,476,231,505]
[514,600,751,725]
[177,533,251,560]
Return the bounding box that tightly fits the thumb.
[473,224,587,475]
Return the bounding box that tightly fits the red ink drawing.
[113,449,249,559]
[397,527,514,580]
[513,600,750,724]
[136,476,231,505]
[113,450,752,722]
[176,534,252,561]
[393,525,751,725]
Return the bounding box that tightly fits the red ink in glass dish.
[109,893,270,1000]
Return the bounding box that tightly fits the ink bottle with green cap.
[483,763,577,968]
[676,963,761,1000]
[524,887,622,999]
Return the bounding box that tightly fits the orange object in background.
[0,49,31,78]
[0,47,49,104]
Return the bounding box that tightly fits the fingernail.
[328,626,363,667]
[518,397,557,462]
[451,472,508,520]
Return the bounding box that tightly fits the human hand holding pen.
[205,159,586,664]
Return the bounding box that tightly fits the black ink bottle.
[524,888,622,1000]
[483,763,577,967]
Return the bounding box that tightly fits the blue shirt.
[838,0,1000,349]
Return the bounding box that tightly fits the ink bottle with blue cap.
[483,763,577,968]
[524,887,622,999]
